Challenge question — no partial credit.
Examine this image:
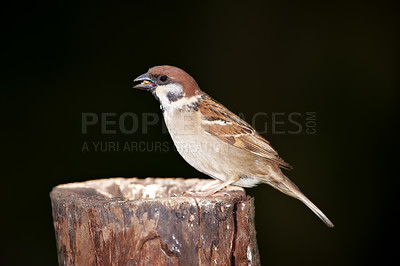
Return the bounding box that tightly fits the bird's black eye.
[159,75,168,82]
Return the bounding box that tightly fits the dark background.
[1,0,398,265]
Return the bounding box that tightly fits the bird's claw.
[182,190,231,198]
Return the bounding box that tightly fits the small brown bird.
[134,65,334,227]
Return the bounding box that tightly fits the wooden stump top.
[50,177,260,265]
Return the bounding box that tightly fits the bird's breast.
[163,108,202,137]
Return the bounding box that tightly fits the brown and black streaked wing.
[199,94,292,169]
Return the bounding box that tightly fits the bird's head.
[134,65,201,106]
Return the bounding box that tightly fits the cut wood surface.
[50,178,260,266]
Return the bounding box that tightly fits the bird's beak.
[133,72,157,91]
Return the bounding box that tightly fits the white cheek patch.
[155,83,184,105]
[155,83,203,112]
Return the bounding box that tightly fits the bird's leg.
[184,178,239,197]
[200,179,223,191]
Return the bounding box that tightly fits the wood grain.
[50,178,260,265]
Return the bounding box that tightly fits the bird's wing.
[199,94,292,169]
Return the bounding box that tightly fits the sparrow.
[134,65,334,227]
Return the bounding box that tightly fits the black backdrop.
[1,1,398,265]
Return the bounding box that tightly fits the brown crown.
[148,65,201,97]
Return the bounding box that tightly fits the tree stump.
[50,178,260,266]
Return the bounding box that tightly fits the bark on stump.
[50,177,260,266]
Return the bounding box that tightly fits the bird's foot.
[182,190,231,197]
[183,179,237,197]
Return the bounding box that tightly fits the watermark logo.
[82,112,162,135]
[80,111,317,152]
[81,140,171,152]
[81,112,317,135]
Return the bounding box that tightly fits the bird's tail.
[268,175,334,228]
